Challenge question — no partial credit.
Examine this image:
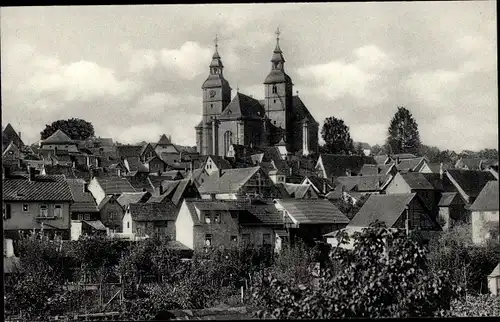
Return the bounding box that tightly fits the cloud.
[131,92,198,116]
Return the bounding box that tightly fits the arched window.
[272,85,277,94]
[223,131,233,156]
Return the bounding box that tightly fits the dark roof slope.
[319,154,376,178]
[97,177,136,194]
[42,129,74,144]
[470,181,499,211]
[220,93,265,119]
[117,192,151,208]
[206,155,233,170]
[447,169,496,199]
[198,167,261,194]
[276,199,349,224]
[292,96,317,124]
[3,175,73,201]
[117,145,143,158]
[421,173,457,192]
[129,202,178,221]
[157,134,172,145]
[66,178,98,212]
[438,192,461,207]
[401,173,434,190]
[2,123,24,147]
[348,193,416,228]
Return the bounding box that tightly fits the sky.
[1,2,498,152]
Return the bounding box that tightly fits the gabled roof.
[66,178,98,212]
[318,154,376,178]
[373,155,390,165]
[276,199,349,224]
[400,173,434,190]
[438,192,461,207]
[427,163,452,174]
[469,181,499,212]
[421,173,457,192]
[206,155,233,170]
[489,263,500,277]
[171,179,195,206]
[97,195,114,210]
[96,177,136,195]
[129,202,178,221]
[235,202,283,226]
[2,141,20,157]
[125,175,155,193]
[335,175,391,192]
[292,96,317,124]
[117,145,143,158]
[457,158,483,170]
[219,93,265,119]
[3,175,73,201]
[395,157,425,172]
[358,164,395,176]
[304,176,335,193]
[117,192,151,209]
[157,134,172,146]
[393,153,417,159]
[125,157,149,173]
[3,123,24,147]
[42,129,74,144]
[284,184,315,199]
[446,169,497,199]
[348,193,416,228]
[198,166,262,194]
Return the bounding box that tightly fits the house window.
[108,210,115,221]
[22,204,29,212]
[78,214,84,221]
[214,214,220,224]
[205,214,211,224]
[274,121,277,125]
[211,104,213,108]
[231,236,237,243]
[263,233,271,245]
[84,214,90,221]
[205,234,212,247]
[40,204,48,217]
[54,205,62,218]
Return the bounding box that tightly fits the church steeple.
[271,27,285,70]
[209,34,224,74]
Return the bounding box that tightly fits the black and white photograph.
[2,2,499,320]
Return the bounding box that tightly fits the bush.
[251,223,457,318]
[449,295,500,317]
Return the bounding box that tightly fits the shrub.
[251,223,457,318]
[449,295,500,317]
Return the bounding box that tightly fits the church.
[195,29,319,157]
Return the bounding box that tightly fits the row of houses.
[2,124,499,255]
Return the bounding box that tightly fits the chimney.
[28,166,36,182]
[439,162,444,180]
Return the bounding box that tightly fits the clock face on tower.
[209,90,216,98]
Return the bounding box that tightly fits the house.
[273,199,349,245]
[66,178,104,240]
[175,199,284,251]
[336,174,393,194]
[198,166,279,200]
[117,145,143,160]
[283,183,318,199]
[117,192,152,209]
[2,123,24,150]
[385,172,439,220]
[261,160,287,184]
[326,193,441,249]
[154,134,179,155]
[427,162,453,174]
[358,163,397,176]
[394,157,432,173]
[488,263,500,296]
[140,143,157,162]
[469,181,499,245]
[40,129,79,153]
[2,142,22,168]
[97,195,124,233]
[203,155,233,176]
[437,192,467,231]
[455,158,498,171]
[3,170,74,240]
[122,202,178,239]
[315,154,376,180]
[301,176,335,195]
[446,169,497,205]
[87,176,137,205]
[125,170,155,193]
[354,142,371,156]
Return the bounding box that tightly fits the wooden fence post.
[241,286,244,304]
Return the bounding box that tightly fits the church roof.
[219,93,265,119]
[292,96,317,125]
[264,69,292,84]
[42,129,74,144]
[202,74,231,89]
[209,49,224,68]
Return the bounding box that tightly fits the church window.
[274,99,276,104]
[274,121,277,125]
[223,131,233,156]
[211,104,213,108]
[272,85,277,94]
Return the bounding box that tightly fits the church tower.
[197,35,232,155]
[263,28,293,145]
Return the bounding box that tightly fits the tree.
[355,143,364,156]
[386,107,421,155]
[40,118,95,141]
[251,223,457,318]
[370,144,387,156]
[321,117,354,155]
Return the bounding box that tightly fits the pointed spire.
[271,27,285,67]
[275,27,281,52]
[209,34,223,71]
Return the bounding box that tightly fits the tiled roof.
[354,142,371,149]
[149,175,179,188]
[125,157,149,173]
[427,163,452,174]
[129,202,178,221]
[117,145,143,158]
[198,166,261,194]
[335,175,390,192]
[146,193,170,204]
[236,202,283,226]
[421,173,457,192]
[284,184,313,199]
[3,175,73,201]
[97,195,114,210]
[393,153,417,159]
[292,95,317,124]
[348,193,416,228]
[219,93,265,119]
[117,192,151,209]
[276,199,349,224]
[374,155,390,165]
[469,181,499,211]
[446,169,497,199]
[438,192,460,207]
[66,178,98,212]
[44,165,77,178]
[97,177,136,194]
[319,154,377,178]
[400,173,434,190]
[395,157,425,172]
[305,176,334,193]
[125,175,155,193]
[489,263,500,278]
[171,179,193,206]
[157,134,172,145]
[480,159,499,171]
[83,220,107,231]
[457,158,483,170]
[43,129,74,144]
[160,152,181,166]
[3,123,24,147]
[358,164,394,176]
[206,155,233,170]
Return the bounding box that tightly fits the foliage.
[40,118,95,141]
[251,223,456,318]
[448,295,500,317]
[386,106,421,155]
[270,239,317,285]
[321,116,354,155]
[427,225,500,294]
[370,144,387,156]
[330,193,370,220]
[355,142,365,156]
